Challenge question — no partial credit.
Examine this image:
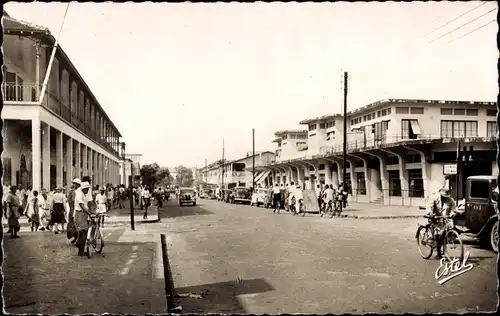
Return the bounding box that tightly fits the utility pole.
[205,158,208,184]
[252,128,256,190]
[221,138,225,190]
[342,71,348,211]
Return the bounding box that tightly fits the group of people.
[270,182,350,215]
[132,185,170,219]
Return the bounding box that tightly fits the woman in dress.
[51,187,67,234]
[96,186,108,227]
[5,186,21,238]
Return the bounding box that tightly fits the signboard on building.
[443,164,457,175]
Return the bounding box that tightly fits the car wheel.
[193,202,197,206]
[491,221,498,253]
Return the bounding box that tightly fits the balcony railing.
[3,83,120,158]
[232,171,246,177]
[2,83,39,102]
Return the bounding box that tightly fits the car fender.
[477,214,499,237]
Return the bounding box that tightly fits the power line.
[420,2,487,40]
[428,7,497,43]
[446,18,496,45]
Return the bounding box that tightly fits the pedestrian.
[51,187,67,234]
[137,185,143,209]
[66,178,81,244]
[39,188,52,231]
[106,187,114,212]
[427,187,457,259]
[142,186,151,219]
[5,186,22,238]
[272,184,281,213]
[74,181,92,256]
[156,187,164,210]
[96,186,108,228]
[119,185,126,209]
[27,190,41,232]
[322,184,335,216]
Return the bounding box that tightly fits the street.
[163,198,498,314]
[3,198,497,314]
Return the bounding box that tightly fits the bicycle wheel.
[86,226,94,259]
[444,229,464,261]
[94,226,104,254]
[301,204,306,217]
[416,225,434,259]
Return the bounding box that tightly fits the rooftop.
[299,114,342,125]
[274,130,308,137]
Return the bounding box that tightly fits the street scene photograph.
[1,1,498,314]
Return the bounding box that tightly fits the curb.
[346,215,423,220]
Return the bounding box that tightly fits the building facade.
[201,151,276,189]
[264,98,498,205]
[119,153,142,187]
[2,15,123,191]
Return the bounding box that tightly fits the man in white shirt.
[272,184,281,213]
[322,184,335,215]
[142,186,151,219]
[74,181,92,256]
[96,186,108,228]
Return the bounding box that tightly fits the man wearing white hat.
[74,181,92,256]
[66,178,81,244]
[427,187,457,259]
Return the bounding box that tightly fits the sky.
[4,1,498,167]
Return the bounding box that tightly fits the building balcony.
[2,83,120,158]
[232,171,246,177]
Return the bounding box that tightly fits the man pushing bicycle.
[427,187,457,259]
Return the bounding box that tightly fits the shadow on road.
[174,278,274,313]
[160,205,214,218]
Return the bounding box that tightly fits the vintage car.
[251,188,270,207]
[231,187,252,205]
[454,175,498,253]
[179,187,197,206]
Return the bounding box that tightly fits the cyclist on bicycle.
[427,187,457,259]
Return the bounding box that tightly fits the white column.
[82,145,88,178]
[56,130,64,187]
[32,119,42,191]
[75,141,81,180]
[42,123,50,190]
[88,149,94,182]
[66,137,73,184]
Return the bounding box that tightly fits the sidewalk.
[4,201,161,231]
[341,202,426,219]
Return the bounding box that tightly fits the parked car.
[454,175,498,253]
[232,187,252,205]
[179,187,197,206]
[251,188,269,207]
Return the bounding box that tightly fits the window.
[408,169,424,198]
[410,107,424,114]
[309,124,317,131]
[377,111,381,117]
[326,121,335,128]
[401,119,420,139]
[396,107,409,114]
[363,116,367,122]
[440,120,478,138]
[486,109,497,116]
[381,109,387,116]
[487,121,497,138]
[351,120,355,125]
[387,108,391,115]
[371,113,376,119]
[441,108,453,115]
[318,164,325,170]
[469,181,490,199]
[466,109,478,116]
[282,135,287,140]
[454,108,465,115]
[407,154,421,163]
[319,123,325,129]
[326,131,335,140]
[388,170,401,196]
[290,134,296,139]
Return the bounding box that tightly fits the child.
[29,191,41,232]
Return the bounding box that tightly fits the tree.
[140,163,172,188]
[175,165,194,187]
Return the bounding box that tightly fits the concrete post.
[75,141,81,180]
[32,119,42,191]
[66,137,73,185]
[56,130,64,187]
[42,123,50,190]
[88,148,93,182]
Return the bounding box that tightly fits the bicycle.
[320,200,335,218]
[416,214,464,261]
[85,213,105,259]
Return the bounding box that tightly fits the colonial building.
[2,14,124,191]
[119,153,142,187]
[264,98,498,205]
[201,151,276,189]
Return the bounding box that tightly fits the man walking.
[67,178,81,244]
[272,184,281,214]
[74,181,92,256]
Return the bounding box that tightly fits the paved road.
[162,198,498,314]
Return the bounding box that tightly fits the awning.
[256,170,271,185]
[254,171,267,183]
[410,120,422,135]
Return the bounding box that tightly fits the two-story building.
[201,151,276,189]
[2,13,124,191]
[264,98,497,205]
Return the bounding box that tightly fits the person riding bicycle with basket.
[321,184,335,216]
[427,187,457,259]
